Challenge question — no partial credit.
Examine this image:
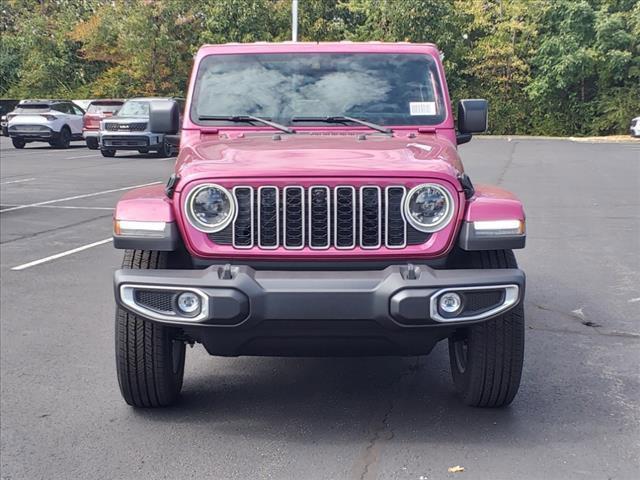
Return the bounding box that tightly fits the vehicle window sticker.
[409,102,436,116]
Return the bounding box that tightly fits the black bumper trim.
[114,264,525,328]
[101,135,152,148]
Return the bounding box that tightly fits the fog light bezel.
[120,284,209,323]
[430,284,520,323]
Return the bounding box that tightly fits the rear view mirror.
[149,100,180,134]
[458,99,488,135]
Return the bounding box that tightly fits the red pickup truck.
[112,42,526,409]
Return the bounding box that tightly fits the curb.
[475,135,640,144]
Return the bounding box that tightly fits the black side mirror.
[457,99,488,144]
[149,100,180,134]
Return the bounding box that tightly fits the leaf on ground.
[448,465,465,473]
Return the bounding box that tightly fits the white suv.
[630,117,640,138]
[7,100,85,149]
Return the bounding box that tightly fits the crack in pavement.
[527,302,640,339]
[528,325,640,339]
[358,357,421,480]
[0,214,112,245]
[496,140,518,186]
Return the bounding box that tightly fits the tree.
[0,0,637,135]
[455,0,541,134]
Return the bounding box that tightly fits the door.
[68,103,85,134]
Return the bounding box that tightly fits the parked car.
[1,99,20,136]
[73,99,93,111]
[630,117,640,138]
[98,97,184,158]
[7,100,84,149]
[112,42,527,409]
[83,99,124,149]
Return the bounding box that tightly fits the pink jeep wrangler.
[112,43,526,408]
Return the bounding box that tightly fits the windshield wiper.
[291,116,392,134]
[198,115,294,134]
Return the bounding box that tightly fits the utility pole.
[292,0,298,42]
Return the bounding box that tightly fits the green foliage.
[0,0,637,135]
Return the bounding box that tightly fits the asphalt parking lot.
[1,135,639,480]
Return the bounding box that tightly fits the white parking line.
[1,178,35,185]
[66,154,101,159]
[1,204,113,211]
[11,238,112,271]
[35,205,114,210]
[0,181,161,213]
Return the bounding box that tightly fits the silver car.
[99,97,184,157]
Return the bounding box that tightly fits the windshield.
[117,101,149,117]
[192,53,446,127]
[14,105,51,113]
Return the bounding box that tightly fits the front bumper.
[100,132,162,150]
[114,264,525,356]
[83,130,99,139]
[9,125,56,141]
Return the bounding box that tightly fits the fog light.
[176,292,201,315]
[439,292,462,314]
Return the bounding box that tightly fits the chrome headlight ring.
[403,183,454,233]
[184,183,236,233]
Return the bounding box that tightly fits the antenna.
[292,0,298,42]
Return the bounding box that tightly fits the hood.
[176,131,463,187]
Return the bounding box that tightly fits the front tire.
[12,138,26,149]
[155,140,172,158]
[115,250,186,407]
[448,250,524,407]
[101,148,116,157]
[86,137,99,150]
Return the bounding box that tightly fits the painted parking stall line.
[0,204,114,211]
[11,238,113,271]
[1,178,36,185]
[66,154,102,159]
[0,181,161,213]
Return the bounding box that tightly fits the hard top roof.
[126,97,184,102]
[89,99,125,104]
[19,99,68,105]
[196,41,440,57]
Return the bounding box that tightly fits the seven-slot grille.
[209,185,431,250]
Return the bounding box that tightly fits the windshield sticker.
[409,102,436,116]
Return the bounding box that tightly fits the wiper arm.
[198,115,294,134]
[291,116,392,134]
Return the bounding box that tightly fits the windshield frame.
[188,51,451,131]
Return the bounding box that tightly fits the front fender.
[113,184,180,251]
[458,184,526,250]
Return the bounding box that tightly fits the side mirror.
[149,100,180,135]
[457,99,488,144]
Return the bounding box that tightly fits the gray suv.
[99,97,184,157]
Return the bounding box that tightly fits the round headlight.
[185,184,235,233]
[404,183,454,232]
